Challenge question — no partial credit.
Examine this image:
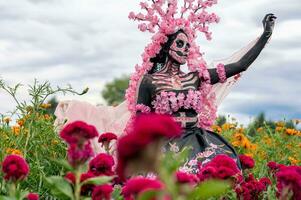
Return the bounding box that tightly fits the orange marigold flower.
[288,156,299,165]
[257,127,263,132]
[211,125,222,134]
[51,139,59,145]
[6,148,23,156]
[275,126,284,132]
[11,126,20,136]
[222,123,235,131]
[245,153,254,158]
[43,114,51,120]
[249,144,257,151]
[40,103,51,109]
[285,128,298,136]
[17,118,25,126]
[263,136,272,145]
[276,121,285,127]
[3,117,12,124]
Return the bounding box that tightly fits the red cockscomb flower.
[132,114,181,139]
[176,171,199,184]
[26,193,39,200]
[67,142,94,168]
[98,132,117,144]
[235,174,271,200]
[116,114,181,180]
[60,121,98,145]
[122,177,164,200]
[89,153,115,176]
[267,161,286,172]
[276,166,301,200]
[198,155,240,182]
[92,184,113,200]
[239,154,255,169]
[2,154,29,182]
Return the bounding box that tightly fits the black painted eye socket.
[176,40,184,48]
[186,43,190,49]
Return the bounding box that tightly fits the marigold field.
[0,80,300,200]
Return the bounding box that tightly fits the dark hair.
[149,29,187,74]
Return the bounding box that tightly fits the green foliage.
[0,79,87,199]
[101,75,129,105]
[215,115,227,126]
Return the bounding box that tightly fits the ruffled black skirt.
[165,127,241,173]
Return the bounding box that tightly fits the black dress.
[136,72,242,173]
[135,32,271,173]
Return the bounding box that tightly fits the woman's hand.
[262,13,277,37]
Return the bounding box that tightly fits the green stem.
[8,182,16,198]
[74,167,81,200]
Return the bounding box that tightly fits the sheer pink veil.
[209,37,259,107]
[54,37,260,153]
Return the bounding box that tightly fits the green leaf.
[188,179,230,200]
[138,190,160,200]
[111,186,124,200]
[52,159,73,171]
[0,196,15,200]
[18,190,29,200]
[45,176,74,199]
[80,176,114,186]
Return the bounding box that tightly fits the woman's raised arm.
[208,13,276,84]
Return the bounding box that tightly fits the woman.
[132,13,276,172]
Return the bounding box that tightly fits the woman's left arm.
[209,13,277,84]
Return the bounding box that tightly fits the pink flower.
[26,193,39,200]
[138,23,148,32]
[128,12,136,20]
[176,171,199,184]
[92,184,113,200]
[89,153,115,176]
[239,154,255,170]
[60,121,98,146]
[98,132,117,144]
[2,155,29,182]
[67,142,94,168]
[122,177,164,200]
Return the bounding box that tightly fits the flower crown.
[125,0,221,130]
[129,0,220,40]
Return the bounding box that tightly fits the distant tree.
[46,97,58,115]
[216,115,227,126]
[102,75,130,106]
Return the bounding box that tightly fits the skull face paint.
[168,32,190,65]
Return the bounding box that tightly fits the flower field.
[0,80,300,200]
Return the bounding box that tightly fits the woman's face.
[168,32,190,65]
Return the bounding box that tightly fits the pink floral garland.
[125,0,221,130]
[216,63,226,83]
[135,104,151,114]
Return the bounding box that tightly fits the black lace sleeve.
[136,74,153,113]
[208,32,271,84]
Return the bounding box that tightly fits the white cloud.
[0,0,300,124]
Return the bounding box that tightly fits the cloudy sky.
[0,0,300,125]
